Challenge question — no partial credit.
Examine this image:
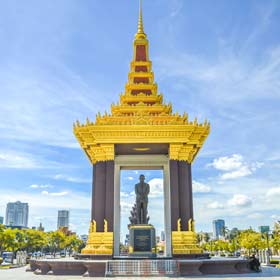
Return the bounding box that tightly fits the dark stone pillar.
[105,161,114,232]
[91,164,96,221]
[169,160,180,231]
[188,163,194,219]
[170,160,194,232]
[91,161,115,232]
[178,161,192,231]
[93,162,106,232]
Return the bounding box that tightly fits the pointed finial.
[136,0,146,39]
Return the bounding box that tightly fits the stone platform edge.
[28,258,254,277]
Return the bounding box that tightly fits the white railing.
[106,260,178,276]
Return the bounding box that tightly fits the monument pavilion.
[74,0,210,258]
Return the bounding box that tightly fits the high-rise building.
[0,216,3,224]
[213,219,225,240]
[57,210,69,229]
[5,201,29,227]
[259,226,270,234]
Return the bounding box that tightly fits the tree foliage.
[0,226,83,255]
[271,222,280,252]
[199,227,280,255]
[238,229,266,253]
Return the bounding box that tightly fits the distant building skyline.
[213,219,225,240]
[5,201,29,227]
[57,210,69,229]
[0,216,3,224]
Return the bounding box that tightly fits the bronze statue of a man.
[135,174,150,224]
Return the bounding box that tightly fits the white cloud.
[251,162,264,171]
[266,187,280,198]
[228,194,252,208]
[30,184,53,189]
[169,0,183,18]
[210,154,243,171]
[0,151,39,169]
[156,43,280,101]
[193,180,211,193]
[120,201,134,215]
[271,214,280,221]
[209,154,263,180]
[0,63,109,149]
[247,213,264,219]
[220,166,252,180]
[120,192,131,198]
[208,201,224,209]
[148,178,163,198]
[266,187,280,204]
[0,150,67,170]
[41,190,68,197]
[53,174,91,184]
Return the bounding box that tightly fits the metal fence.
[106,259,178,276]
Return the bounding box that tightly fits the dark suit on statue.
[135,176,150,224]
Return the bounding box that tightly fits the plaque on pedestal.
[129,224,156,257]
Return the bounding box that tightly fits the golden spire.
[136,0,146,39]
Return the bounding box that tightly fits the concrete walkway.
[0,265,280,279]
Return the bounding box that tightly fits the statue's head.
[139,174,145,183]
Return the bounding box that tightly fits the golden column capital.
[87,144,114,164]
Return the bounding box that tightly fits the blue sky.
[0,0,280,237]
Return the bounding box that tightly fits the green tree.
[204,240,218,253]
[229,228,240,241]
[1,228,18,252]
[204,232,210,243]
[238,229,265,255]
[14,229,26,251]
[216,240,229,253]
[0,224,6,253]
[228,239,240,253]
[64,235,83,256]
[25,229,47,253]
[196,232,204,244]
[270,234,280,252]
[47,231,66,257]
[221,226,229,240]
[271,223,280,253]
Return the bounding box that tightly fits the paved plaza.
[1,266,280,280]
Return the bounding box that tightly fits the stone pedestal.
[129,225,156,257]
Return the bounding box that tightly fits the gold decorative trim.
[84,144,114,164]
[169,143,199,163]
[82,220,113,255]
[172,219,202,255]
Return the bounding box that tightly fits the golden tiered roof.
[74,1,210,164]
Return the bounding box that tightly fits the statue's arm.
[135,184,140,195]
